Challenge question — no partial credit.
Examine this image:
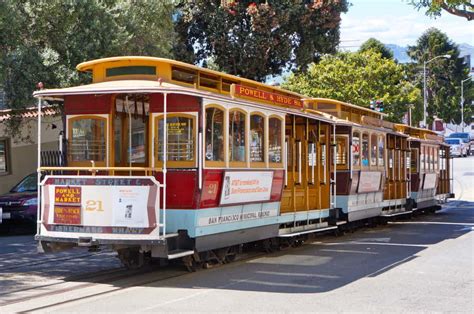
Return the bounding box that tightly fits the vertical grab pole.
[127,96,132,175]
[332,124,337,209]
[298,141,302,184]
[162,93,168,239]
[36,97,42,237]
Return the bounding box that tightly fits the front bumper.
[0,206,36,224]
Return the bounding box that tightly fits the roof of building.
[0,106,58,122]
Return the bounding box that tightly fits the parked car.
[447,132,473,155]
[0,173,38,227]
[445,138,468,157]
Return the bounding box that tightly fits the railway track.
[0,249,265,312]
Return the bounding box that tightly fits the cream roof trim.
[76,56,305,99]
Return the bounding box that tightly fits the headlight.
[23,198,38,206]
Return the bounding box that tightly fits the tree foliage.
[359,38,394,60]
[0,0,175,109]
[282,50,421,123]
[0,0,175,139]
[174,0,348,82]
[407,28,471,125]
[408,0,474,21]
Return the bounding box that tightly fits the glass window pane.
[114,115,122,164]
[352,132,360,166]
[129,117,146,163]
[250,115,264,162]
[229,111,246,162]
[362,133,369,167]
[70,119,106,162]
[269,118,282,163]
[371,134,377,166]
[411,149,418,172]
[378,136,384,166]
[157,116,194,162]
[205,107,224,161]
[0,140,6,172]
[336,136,347,165]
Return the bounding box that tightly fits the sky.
[340,0,474,50]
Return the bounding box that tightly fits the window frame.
[370,133,378,167]
[378,134,385,168]
[0,137,11,175]
[335,134,350,170]
[249,111,266,168]
[204,105,227,168]
[154,112,197,168]
[352,130,361,169]
[268,115,284,168]
[67,115,108,167]
[361,132,370,168]
[228,108,248,168]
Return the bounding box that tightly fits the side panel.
[64,94,111,115]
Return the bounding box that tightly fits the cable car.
[34,57,338,268]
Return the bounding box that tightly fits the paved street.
[0,156,472,312]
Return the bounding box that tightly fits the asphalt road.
[0,156,472,312]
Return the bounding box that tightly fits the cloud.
[340,11,473,49]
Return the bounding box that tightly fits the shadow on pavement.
[0,202,472,298]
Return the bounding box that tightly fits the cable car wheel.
[117,247,149,270]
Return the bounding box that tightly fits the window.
[129,117,146,163]
[268,117,282,164]
[250,114,265,162]
[68,117,106,164]
[378,135,385,166]
[222,79,238,92]
[200,73,220,90]
[0,138,9,174]
[106,66,156,77]
[114,115,122,164]
[427,147,432,171]
[362,133,369,167]
[336,136,348,167]
[421,146,426,172]
[352,131,360,166]
[411,148,418,173]
[229,110,246,163]
[205,107,225,163]
[171,66,197,85]
[370,133,377,166]
[156,115,195,167]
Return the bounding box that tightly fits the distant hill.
[384,43,473,65]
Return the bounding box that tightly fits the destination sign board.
[231,84,303,109]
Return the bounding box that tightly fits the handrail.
[39,166,162,176]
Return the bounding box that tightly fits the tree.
[408,0,474,21]
[0,0,175,138]
[174,0,348,82]
[407,28,471,125]
[282,50,421,123]
[358,38,394,60]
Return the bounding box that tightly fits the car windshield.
[10,173,37,193]
[449,133,469,142]
[446,139,461,145]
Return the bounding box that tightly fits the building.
[0,106,61,194]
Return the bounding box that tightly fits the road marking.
[366,255,417,277]
[389,221,474,226]
[139,276,256,312]
[255,271,340,279]
[320,248,378,255]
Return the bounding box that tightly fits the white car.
[445,138,468,157]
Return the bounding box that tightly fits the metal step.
[278,226,337,238]
[380,210,413,218]
[167,249,195,260]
